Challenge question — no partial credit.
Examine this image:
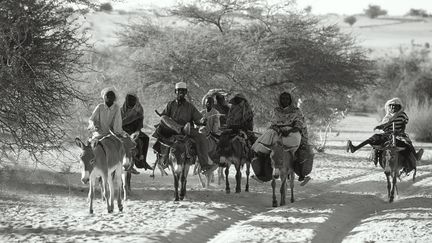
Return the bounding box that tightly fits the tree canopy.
[119,0,376,125]
[0,0,88,158]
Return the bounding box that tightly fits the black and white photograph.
[1,0,432,242]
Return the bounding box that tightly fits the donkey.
[193,133,223,188]
[217,131,251,194]
[260,141,296,207]
[75,133,136,213]
[158,135,195,201]
[373,124,417,203]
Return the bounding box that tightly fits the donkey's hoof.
[174,198,180,202]
[89,209,93,214]
[280,202,286,206]
[226,189,230,194]
[118,206,123,212]
[235,189,241,193]
[272,201,278,207]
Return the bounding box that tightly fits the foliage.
[119,1,375,130]
[405,98,432,142]
[361,46,432,112]
[0,0,88,159]
[344,15,357,26]
[364,5,387,19]
[407,8,429,17]
[99,2,113,12]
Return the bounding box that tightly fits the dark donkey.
[217,130,251,194]
[373,124,415,203]
[158,135,194,201]
[75,133,136,213]
[260,141,296,207]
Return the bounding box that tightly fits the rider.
[152,82,218,173]
[346,97,424,174]
[88,87,134,170]
[200,96,221,136]
[251,91,311,184]
[213,93,230,127]
[121,92,153,174]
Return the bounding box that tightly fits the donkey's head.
[75,138,94,184]
[259,141,294,179]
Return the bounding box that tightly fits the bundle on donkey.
[252,92,314,187]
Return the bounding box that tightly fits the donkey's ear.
[75,138,84,148]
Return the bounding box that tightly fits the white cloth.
[199,108,221,136]
[88,103,126,139]
[252,128,301,154]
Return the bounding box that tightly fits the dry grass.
[406,99,432,142]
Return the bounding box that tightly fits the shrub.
[99,2,113,12]
[407,8,429,17]
[364,5,387,19]
[344,15,357,26]
[406,98,432,142]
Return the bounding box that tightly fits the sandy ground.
[1,114,432,242]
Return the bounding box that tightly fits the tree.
[364,4,387,19]
[344,15,357,26]
[119,1,375,127]
[407,8,429,17]
[0,0,88,159]
[99,2,113,12]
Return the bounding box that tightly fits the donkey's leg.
[225,165,231,194]
[280,175,287,206]
[385,172,391,200]
[116,169,123,212]
[289,170,295,203]
[180,164,190,200]
[235,162,242,193]
[196,161,206,188]
[390,173,397,203]
[122,171,128,201]
[101,176,110,213]
[126,171,132,193]
[271,178,278,207]
[171,164,180,201]
[89,177,95,214]
[245,160,250,192]
[107,174,115,213]
[218,167,224,185]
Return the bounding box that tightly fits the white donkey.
[75,133,136,214]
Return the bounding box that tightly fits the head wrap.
[175,82,187,89]
[381,97,404,124]
[121,92,144,120]
[100,87,117,101]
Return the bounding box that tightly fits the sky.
[110,0,432,16]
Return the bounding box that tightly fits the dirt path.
[1,114,432,242]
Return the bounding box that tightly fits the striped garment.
[382,112,408,134]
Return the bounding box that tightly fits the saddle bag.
[294,144,314,177]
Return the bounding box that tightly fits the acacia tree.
[0,0,89,160]
[119,0,376,131]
